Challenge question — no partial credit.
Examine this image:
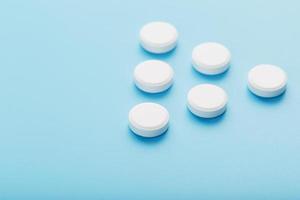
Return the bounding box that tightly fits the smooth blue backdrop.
[0,0,300,199]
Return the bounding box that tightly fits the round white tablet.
[192,42,231,75]
[187,84,228,118]
[134,60,174,93]
[248,64,287,98]
[140,21,178,54]
[128,103,169,137]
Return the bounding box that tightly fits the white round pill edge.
[248,64,287,98]
[134,60,174,93]
[192,42,231,75]
[187,84,228,118]
[129,103,169,137]
[140,21,178,54]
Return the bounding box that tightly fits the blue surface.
[0,0,300,199]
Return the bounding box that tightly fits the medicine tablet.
[134,60,174,93]
[129,103,169,137]
[248,64,287,98]
[187,84,228,118]
[192,42,231,75]
[140,21,178,54]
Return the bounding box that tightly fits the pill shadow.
[247,89,286,105]
[138,45,177,60]
[128,127,168,144]
[133,84,172,99]
[190,64,230,82]
[186,108,225,126]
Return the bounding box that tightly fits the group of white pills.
[129,21,288,138]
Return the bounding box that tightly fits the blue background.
[0,0,300,199]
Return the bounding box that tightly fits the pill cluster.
[129,21,288,138]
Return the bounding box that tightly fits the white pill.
[134,60,174,93]
[192,42,231,75]
[187,84,228,118]
[140,21,178,54]
[129,103,169,137]
[248,64,287,98]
